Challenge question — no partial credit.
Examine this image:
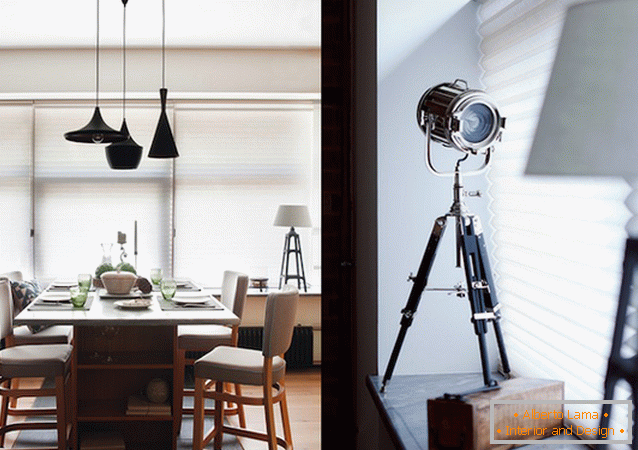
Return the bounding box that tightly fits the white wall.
[0,47,320,95]
[378,1,500,377]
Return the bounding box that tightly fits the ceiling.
[0,0,320,48]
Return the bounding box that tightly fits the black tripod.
[599,238,638,448]
[278,226,308,292]
[380,158,511,393]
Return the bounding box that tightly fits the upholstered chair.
[0,271,73,346]
[174,271,249,434]
[192,285,299,450]
[0,277,73,449]
[0,271,73,410]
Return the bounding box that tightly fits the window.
[34,105,172,280]
[0,105,33,274]
[173,103,320,286]
[0,97,321,288]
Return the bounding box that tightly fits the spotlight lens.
[460,103,494,143]
[92,133,105,144]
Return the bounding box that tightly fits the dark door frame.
[322,1,378,448]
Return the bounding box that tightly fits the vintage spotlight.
[417,79,505,175]
[380,79,511,394]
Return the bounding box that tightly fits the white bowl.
[101,271,137,295]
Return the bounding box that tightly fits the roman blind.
[33,104,173,280]
[0,105,33,276]
[477,0,632,432]
[0,97,320,289]
[173,103,319,287]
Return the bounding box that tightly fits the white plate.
[172,293,212,304]
[114,299,152,309]
[51,280,78,288]
[39,292,72,302]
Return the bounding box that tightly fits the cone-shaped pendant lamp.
[106,0,142,169]
[149,88,178,157]
[64,0,125,144]
[148,0,179,158]
[106,120,142,169]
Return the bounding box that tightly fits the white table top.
[14,290,240,327]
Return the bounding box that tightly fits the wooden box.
[428,377,564,450]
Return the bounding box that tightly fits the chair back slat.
[0,278,14,340]
[0,272,23,282]
[220,271,249,319]
[262,285,299,358]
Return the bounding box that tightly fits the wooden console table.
[367,373,588,450]
[367,373,493,449]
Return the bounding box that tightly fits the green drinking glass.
[150,268,163,286]
[78,273,92,292]
[70,286,88,308]
[160,278,177,300]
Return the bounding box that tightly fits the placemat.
[152,279,202,292]
[157,297,223,311]
[28,293,95,311]
[47,285,97,292]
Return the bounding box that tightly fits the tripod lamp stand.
[274,204,311,292]
[381,79,510,394]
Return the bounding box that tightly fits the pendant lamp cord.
[123,0,127,116]
[96,0,100,106]
[162,0,166,89]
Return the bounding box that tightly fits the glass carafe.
[101,243,113,265]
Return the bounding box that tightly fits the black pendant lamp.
[106,0,142,170]
[64,0,126,144]
[148,0,179,158]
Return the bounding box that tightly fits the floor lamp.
[526,1,638,446]
[274,205,311,292]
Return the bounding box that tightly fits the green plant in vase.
[115,262,137,274]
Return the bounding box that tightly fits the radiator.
[238,326,314,369]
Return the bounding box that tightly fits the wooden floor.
[229,367,321,450]
[7,367,321,450]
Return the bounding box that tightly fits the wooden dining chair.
[175,271,249,434]
[0,271,73,410]
[0,271,73,346]
[0,277,73,450]
[192,285,299,450]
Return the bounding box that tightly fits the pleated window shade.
[173,104,318,287]
[478,0,632,433]
[33,105,173,280]
[0,100,320,288]
[0,105,33,276]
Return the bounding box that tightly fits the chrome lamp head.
[417,79,505,175]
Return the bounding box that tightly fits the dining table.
[13,279,240,450]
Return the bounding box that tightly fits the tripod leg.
[458,216,499,387]
[476,332,495,387]
[470,219,511,376]
[279,234,290,289]
[380,216,448,392]
[295,233,308,291]
[491,321,510,374]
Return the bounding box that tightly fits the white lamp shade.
[273,205,312,228]
[526,0,638,178]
